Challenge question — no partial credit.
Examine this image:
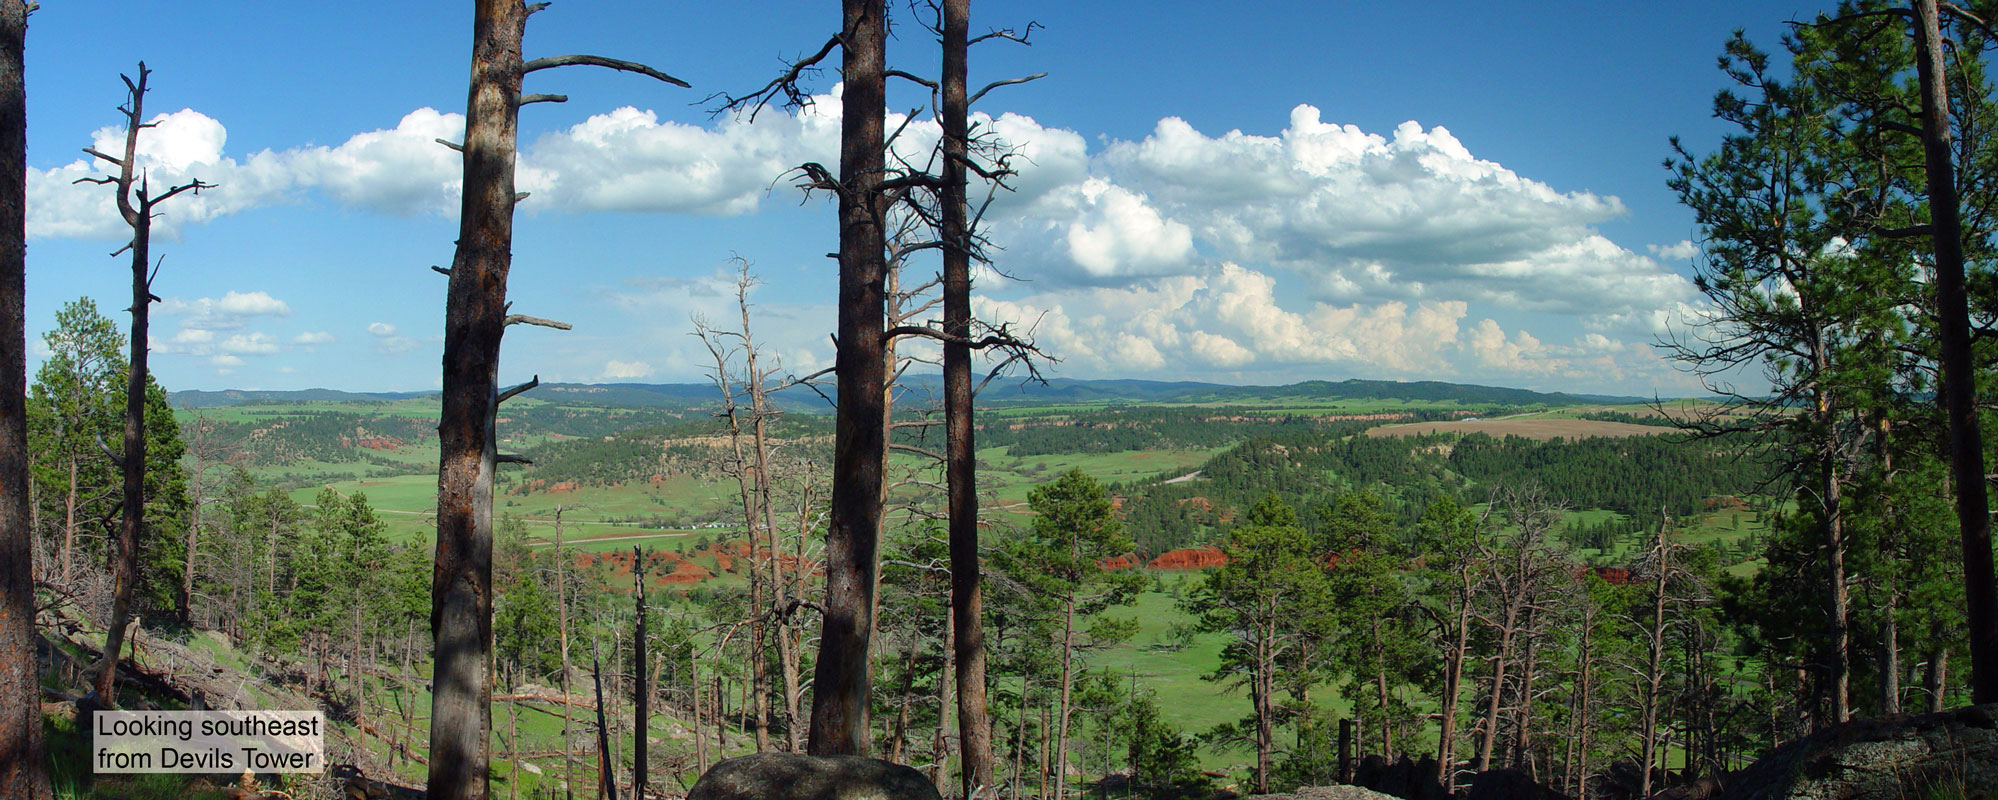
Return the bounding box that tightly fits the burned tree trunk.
[428,3,525,796]
[809,0,889,757]
[0,0,48,794]
[942,0,994,793]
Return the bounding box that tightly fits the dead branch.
[498,376,541,404]
[504,314,573,330]
[706,34,842,120]
[522,54,690,87]
[968,72,1045,106]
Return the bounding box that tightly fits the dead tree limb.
[74,63,212,709]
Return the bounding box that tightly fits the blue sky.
[21,1,1824,395]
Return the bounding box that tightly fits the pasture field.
[1365,417,1672,440]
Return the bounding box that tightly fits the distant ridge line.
[170,377,1650,409]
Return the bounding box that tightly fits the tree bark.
[1913,0,1998,707]
[429,1,524,796]
[942,0,994,793]
[810,0,889,757]
[0,0,50,790]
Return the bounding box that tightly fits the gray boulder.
[1247,787,1402,800]
[687,753,943,800]
[1709,703,1997,800]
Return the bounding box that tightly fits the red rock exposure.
[1148,546,1228,571]
[547,481,579,494]
[1704,494,1749,511]
[1590,566,1632,585]
[1098,553,1139,571]
[655,562,713,585]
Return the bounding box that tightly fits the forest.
[3,2,1998,800]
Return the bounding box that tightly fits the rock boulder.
[1708,703,1998,800]
[687,753,942,800]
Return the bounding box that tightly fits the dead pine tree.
[72,63,213,707]
[693,296,776,753]
[632,546,648,798]
[427,3,684,798]
[0,0,51,796]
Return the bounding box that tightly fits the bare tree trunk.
[593,646,617,800]
[97,67,156,708]
[1254,619,1274,795]
[1640,533,1671,798]
[1877,413,1902,716]
[1513,622,1539,772]
[428,3,523,797]
[632,548,649,798]
[61,457,75,579]
[1927,648,1949,712]
[1815,376,1851,724]
[810,0,889,757]
[1575,599,1597,800]
[891,644,917,764]
[556,508,576,800]
[1013,678,1029,800]
[178,416,215,627]
[1052,596,1077,800]
[940,2,994,793]
[738,279,800,753]
[1036,700,1050,800]
[1913,0,1998,707]
[0,0,50,788]
[693,644,707,775]
[1475,616,1515,772]
[1374,620,1393,760]
[935,611,955,792]
[1437,584,1471,793]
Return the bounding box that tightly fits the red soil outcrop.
[1148,546,1227,571]
[1098,554,1140,571]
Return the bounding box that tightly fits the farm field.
[1365,417,1672,440]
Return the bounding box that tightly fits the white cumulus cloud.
[603,360,654,380]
